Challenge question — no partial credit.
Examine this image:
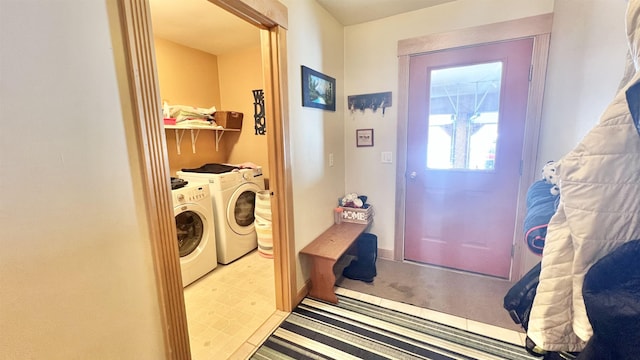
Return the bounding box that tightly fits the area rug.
[251,294,537,360]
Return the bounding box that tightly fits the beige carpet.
[335,257,523,332]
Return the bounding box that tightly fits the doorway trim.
[113,0,293,358]
[394,14,553,281]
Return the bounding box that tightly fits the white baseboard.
[378,248,393,260]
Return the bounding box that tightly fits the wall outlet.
[329,153,334,167]
[381,151,393,163]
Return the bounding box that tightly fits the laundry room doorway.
[111,0,294,357]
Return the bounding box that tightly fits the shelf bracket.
[190,129,201,153]
[166,125,237,154]
[215,130,225,152]
[174,129,186,155]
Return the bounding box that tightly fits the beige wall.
[539,0,628,168]
[163,128,228,175]
[154,37,221,108]
[278,0,346,294]
[154,37,227,175]
[218,45,270,182]
[0,1,165,358]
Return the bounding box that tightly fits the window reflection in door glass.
[427,62,502,170]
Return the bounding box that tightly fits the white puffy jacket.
[527,0,640,352]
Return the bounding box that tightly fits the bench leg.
[308,257,339,303]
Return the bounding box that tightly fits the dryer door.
[174,203,210,258]
[226,182,261,235]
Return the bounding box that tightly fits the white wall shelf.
[164,125,240,154]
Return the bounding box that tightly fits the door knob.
[409,171,417,179]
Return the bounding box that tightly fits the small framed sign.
[356,128,374,147]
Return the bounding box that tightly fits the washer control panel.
[173,184,209,204]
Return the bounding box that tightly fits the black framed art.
[301,65,336,111]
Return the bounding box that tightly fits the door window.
[427,62,502,171]
[175,211,204,257]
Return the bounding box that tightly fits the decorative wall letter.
[253,89,266,135]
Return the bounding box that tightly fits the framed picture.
[301,66,336,111]
[356,128,374,147]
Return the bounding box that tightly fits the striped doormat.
[251,294,538,360]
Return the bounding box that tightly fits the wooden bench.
[300,222,368,303]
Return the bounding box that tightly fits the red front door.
[404,38,533,278]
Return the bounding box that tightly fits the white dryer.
[177,167,265,264]
[172,182,217,286]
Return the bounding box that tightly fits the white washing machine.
[177,167,265,264]
[172,182,217,286]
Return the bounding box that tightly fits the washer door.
[174,203,209,258]
[226,182,261,235]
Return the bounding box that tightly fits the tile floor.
[334,287,527,347]
[182,250,284,359]
[184,252,526,359]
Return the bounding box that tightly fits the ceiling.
[315,0,456,26]
[149,0,261,56]
[149,0,457,55]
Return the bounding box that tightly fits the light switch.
[381,152,393,163]
[329,153,334,167]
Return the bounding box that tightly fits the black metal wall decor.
[348,91,392,115]
[253,89,266,135]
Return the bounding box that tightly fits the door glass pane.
[427,62,502,170]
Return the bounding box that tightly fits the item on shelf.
[182,163,239,174]
[338,192,373,224]
[165,102,216,122]
[170,177,188,190]
[340,206,373,224]
[339,192,368,208]
[164,118,177,125]
[334,207,343,224]
[176,119,216,128]
[214,111,243,129]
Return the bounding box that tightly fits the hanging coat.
[527,0,640,352]
[576,239,640,359]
